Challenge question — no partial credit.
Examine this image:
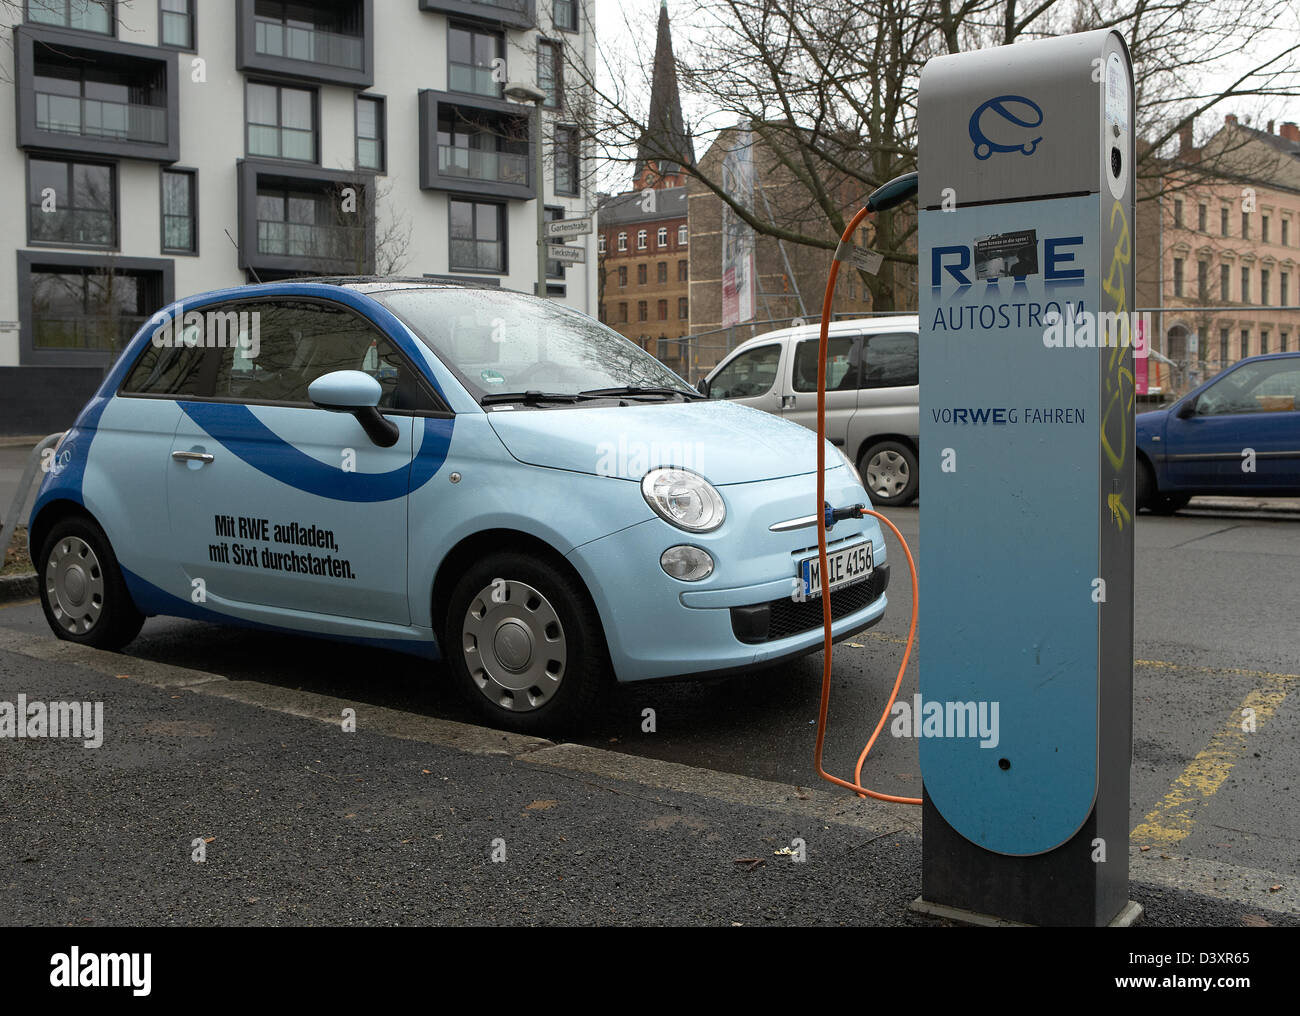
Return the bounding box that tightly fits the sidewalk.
[0,627,1294,927]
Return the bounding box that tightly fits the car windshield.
[372,287,696,403]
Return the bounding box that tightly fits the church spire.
[635,1,693,190]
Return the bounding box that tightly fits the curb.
[0,625,1293,919]
[0,573,37,603]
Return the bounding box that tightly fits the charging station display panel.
[918,30,1135,860]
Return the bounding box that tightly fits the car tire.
[38,516,145,651]
[444,551,609,734]
[1138,460,1190,515]
[860,441,919,507]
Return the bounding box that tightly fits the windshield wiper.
[578,385,704,401]
[480,390,601,406]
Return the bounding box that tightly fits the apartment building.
[0,0,597,432]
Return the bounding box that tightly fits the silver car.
[701,316,920,506]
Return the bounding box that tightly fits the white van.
[700,316,920,506]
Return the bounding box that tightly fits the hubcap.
[45,536,105,635]
[462,579,566,712]
[866,450,910,499]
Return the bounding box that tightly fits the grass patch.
[3,525,34,578]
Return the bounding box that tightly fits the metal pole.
[535,101,547,298]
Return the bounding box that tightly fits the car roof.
[722,315,920,356]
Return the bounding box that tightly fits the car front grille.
[730,564,890,645]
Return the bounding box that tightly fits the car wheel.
[38,516,144,650]
[860,441,919,507]
[1138,460,1190,515]
[444,552,609,734]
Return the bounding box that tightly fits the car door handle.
[172,450,214,463]
[781,395,797,409]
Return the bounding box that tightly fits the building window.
[27,0,113,33]
[657,299,667,320]
[1220,264,1230,302]
[159,0,193,49]
[636,229,647,250]
[29,262,163,353]
[1173,199,1183,228]
[160,167,196,254]
[616,231,626,251]
[1281,272,1290,306]
[1241,328,1249,359]
[1261,330,1269,354]
[449,199,505,272]
[597,234,606,253]
[657,261,667,283]
[678,296,688,319]
[1261,269,1270,305]
[1241,211,1250,239]
[538,40,562,108]
[1262,215,1270,243]
[253,0,365,70]
[1283,219,1291,247]
[33,55,168,144]
[1282,331,1290,352]
[617,266,627,287]
[247,82,316,162]
[678,259,688,282]
[1240,266,1250,303]
[553,0,577,32]
[554,125,580,195]
[356,95,385,172]
[1172,257,1184,297]
[1197,204,1207,232]
[637,300,647,321]
[437,109,529,186]
[637,264,646,285]
[617,302,627,322]
[657,226,667,247]
[1197,260,1208,300]
[678,224,688,245]
[1219,328,1229,365]
[255,181,362,261]
[27,157,116,248]
[1221,207,1229,236]
[448,24,503,98]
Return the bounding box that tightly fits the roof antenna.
[225,228,264,284]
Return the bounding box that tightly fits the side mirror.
[308,370,399,448]
[1175,399,1197,420]
[696,377,710,396]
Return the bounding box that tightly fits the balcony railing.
[35,92,168,145]
[438,145,528,185]
[32,315,144,352]
[476,0,528,11]
[448,62,501,97]
[253,18,365,70]
[29,207,116,247]
[257,219,365,260]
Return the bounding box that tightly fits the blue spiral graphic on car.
[969,95,1044,160]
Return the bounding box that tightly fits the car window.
[192,300,432,411]
[121,329,208,398]
[1197,359,1300,415]
[709,344,781,399]
[860,332,919,389]
[792,336,858,393]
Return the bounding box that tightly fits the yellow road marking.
[1131,682,1290,846]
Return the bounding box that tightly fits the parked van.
[700,316,920,506]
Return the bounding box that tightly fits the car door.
[166,297,417,625]
[847,331,920,461]
[782,333,861,447]
[1165,357,1300,492]
[706,342,785,415]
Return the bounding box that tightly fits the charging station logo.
[969,95,1044,160]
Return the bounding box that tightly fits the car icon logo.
[969,95,1044,160]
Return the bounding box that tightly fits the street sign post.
[545,217,593,239]
[545,243,586,265]
[914,29,1139,927]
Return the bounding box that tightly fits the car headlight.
[641,468,726,533]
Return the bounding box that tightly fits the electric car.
[30,279,889,732]
[1136,352,1300,513]
[700,317,921,506]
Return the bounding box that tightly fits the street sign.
[545,243,586,264]
[544,217,592,239]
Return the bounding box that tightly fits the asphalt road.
[2,504,1297,885]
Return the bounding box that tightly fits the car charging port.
[823,502,867,529]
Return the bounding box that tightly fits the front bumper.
[565,469,890,682]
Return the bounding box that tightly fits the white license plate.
[799,541,873,599]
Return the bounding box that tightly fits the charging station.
[914,30,1139,926]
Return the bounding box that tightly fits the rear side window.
[121,312,207,397]
[709,344,781,399]
[860,332,918,388]
[793,336,858,392]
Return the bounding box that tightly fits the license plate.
[799,541,873,599]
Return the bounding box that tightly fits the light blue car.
[30,280,889,731]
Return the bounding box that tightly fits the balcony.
[418,0,535,32]
[13,25,179,162]
[237,160,375,276]
[418,90,535,201]
[236,0,373,88]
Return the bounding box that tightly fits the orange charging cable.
[812,203,922,806]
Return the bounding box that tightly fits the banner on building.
[720,129,757,327]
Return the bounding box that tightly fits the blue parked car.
[1137,352,1300,514]
[30,280,888,732]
